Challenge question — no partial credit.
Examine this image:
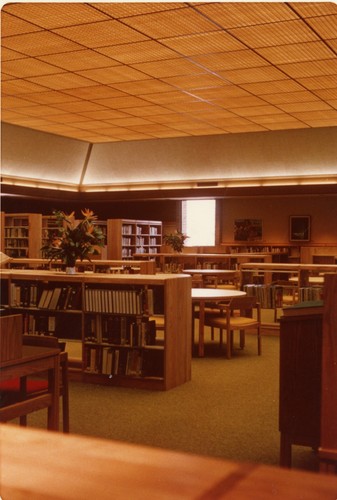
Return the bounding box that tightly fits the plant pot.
[65,266,76,275]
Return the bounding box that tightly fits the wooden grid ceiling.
[2,2,337,143]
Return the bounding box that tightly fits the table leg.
[198,300,205,357]
[47,354,60,431]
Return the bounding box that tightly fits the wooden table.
[2,424,337,500]
[183,269,238,287]
[192,288,246,357]
[0,345,60,431]
[289,276,324,285]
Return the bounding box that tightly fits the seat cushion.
[0,378,48,393]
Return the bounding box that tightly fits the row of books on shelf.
[4,227,29,237]
[243,283,323,308]
[85,315,156,347]
[9,283,82,310]
[243,284,285,309]
[84,345,163,378]
[9,283,155,315]
[22,313,81,338]
[84,287,153,315]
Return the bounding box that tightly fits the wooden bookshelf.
[134,252,273,273]
[6,258,156,274]
[4,213,42,259]
[107,219,162,260]
[0,269,191,391]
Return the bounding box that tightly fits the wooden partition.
[319,273,337,473]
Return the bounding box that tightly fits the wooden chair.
[273,280,298,321]
[204,296,261,359]
[0,335,69,432]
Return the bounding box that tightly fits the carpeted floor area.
[25,329,319,474]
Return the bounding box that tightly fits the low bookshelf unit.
[0,270,192,391]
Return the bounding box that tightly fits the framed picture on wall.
[289,215,311,241]
[234,219,262,241]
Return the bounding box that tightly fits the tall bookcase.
[4,213,42,258]
[41,215,58,250]
[107,219,162,260]
[1,270,191,391]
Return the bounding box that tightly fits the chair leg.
[239,330,245,349]
[226,329,232,359]
[61,357,70,433]
[257,326,262,355]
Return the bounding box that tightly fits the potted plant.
[163,231,188,253]
[41,209,105,273]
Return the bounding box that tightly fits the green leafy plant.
[163,231,189,253]
[41,209,105,267]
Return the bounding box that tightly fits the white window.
[181,200,216,246]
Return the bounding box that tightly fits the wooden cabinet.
[4,213,42,258]
[1,270,191,391]
[107,219,162,259]
[279,307,323,468]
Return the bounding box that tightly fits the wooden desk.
[183,269,238,287]
[2,424,337,500]
[0,345,60,431]
[192,288,246,357]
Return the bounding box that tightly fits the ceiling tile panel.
[262,90,321,105]
[121,8,220,39]
[1,78,50,95]
[194,3,298,29]
[279,59,337,79]
[26,73,98,91]
[52,20,149,48]
[1,12,42,37]
[96,40,178,64]
[2,3,111,29]
[305,14,337,39]
[2,57,64,78]
[161,31,246,56]
[111,80,174,96]
[38,50,119,71]
[131,58,207,79]
[95,3,184,19]
[256,41,335,65]
[76,65,148,84]
[290,3,337,18]
[1,31,83,56]
[228,20,320,48]
[191,50,269,72]
[219,66,288,85]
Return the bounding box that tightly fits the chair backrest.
[22,335,66,352]
[229,296,258,317]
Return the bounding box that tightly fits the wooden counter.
[1,425,337,499]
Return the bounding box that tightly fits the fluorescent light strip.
[1,174,337,192]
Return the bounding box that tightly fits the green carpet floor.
[26,331,319,473]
